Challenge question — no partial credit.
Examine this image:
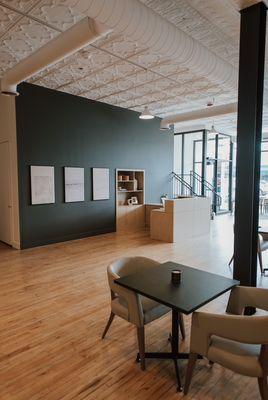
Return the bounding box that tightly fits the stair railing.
[190,170,222,207]
[172,172,198,198]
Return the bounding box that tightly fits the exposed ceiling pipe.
[160,102,238,130]
[74,0,238,91]
[0,17,111,96]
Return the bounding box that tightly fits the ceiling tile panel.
[1,16,57,60]
[28,58,68,81]
[0,48,17,73]
[30,0,83,30]
[127,51,170,70]
[33,75,62,89]
[98,35,148,59]
[29,46,119,86]
[0,5,20,36]
[150,62,189,77]
[102,91,138,105]
[59,80,95,96]
[1,0,39,12]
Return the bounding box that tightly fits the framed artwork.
[64,167,84,202]
[92,168,109,200]
[30,165,55,205]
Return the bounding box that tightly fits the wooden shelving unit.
[116,169,145,231]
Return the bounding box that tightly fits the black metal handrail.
[172,171,222,210]
[172,172,198,197]
[190,171,222,206]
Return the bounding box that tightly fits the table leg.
[135,311,202,391]
[171,308,182,391]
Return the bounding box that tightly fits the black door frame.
[175,130,233,213]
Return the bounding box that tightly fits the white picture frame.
[92,168,110,200]
[64,167,85,203]
[30,165,55,205]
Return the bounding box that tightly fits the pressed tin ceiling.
[0,0,268,134]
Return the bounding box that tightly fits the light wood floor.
[0,215,267,400]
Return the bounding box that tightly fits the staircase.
[172,171,222,212]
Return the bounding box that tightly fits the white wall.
[183,131,203,175]
[0,95,20,249]
[173,134,182,173]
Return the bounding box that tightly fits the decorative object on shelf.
[30,165,55,205]
[127,198,133,205]
[92,167,109,200]
[131,196,138,205]
[64,167,84,203]
[171,269,182,285]
[133,178,138,191]
[122,175,129,181]
[118,175,123,181]
[161,193,168,206]
[139,106,154,120]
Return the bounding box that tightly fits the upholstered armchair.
[101,256,185,370]
[258,233,268,274]
[184,286,268,399]
[229,233,268,274]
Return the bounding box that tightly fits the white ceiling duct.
[0,17,110,96]
[74,0,238,91]
[160,103,238,130]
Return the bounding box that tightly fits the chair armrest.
[190,311,268,356]
[108,272,144,327]
[260,232,268,241]
[226,286,268,314]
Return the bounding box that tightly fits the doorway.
[0,141,12,245]
[174,130,233,214]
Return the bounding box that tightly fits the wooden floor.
[0,215,267,400]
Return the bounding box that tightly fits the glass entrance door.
[216,160,231,212]
[197,133,232,213]
[175,130,233,213]
[216,135,232,213]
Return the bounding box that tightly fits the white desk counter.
[150,197,210,243]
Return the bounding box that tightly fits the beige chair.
[101,256,185,370]
[184,286,268,399]
[259,233,268,274]
[229,233,268,274]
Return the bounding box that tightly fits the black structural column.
[234,2,267,287]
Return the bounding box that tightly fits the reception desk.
[150,197,211,243]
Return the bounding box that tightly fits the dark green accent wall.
[16,83,173,248]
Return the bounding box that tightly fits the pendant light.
[139,106,154,120]
[210,124,218,134]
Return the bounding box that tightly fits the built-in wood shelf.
[117,180,136,182]
[118,190,143,193]
[116,169,145,232]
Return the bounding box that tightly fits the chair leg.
[179,313,185,340]
[208,360,214,367]
[228,254,234,266]
[258,251,264,275]
[137,326,145,371]
[258,377,268,400]
[101,311,115,339]
[184,352,198,395]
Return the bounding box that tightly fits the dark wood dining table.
[115,261,239,391]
